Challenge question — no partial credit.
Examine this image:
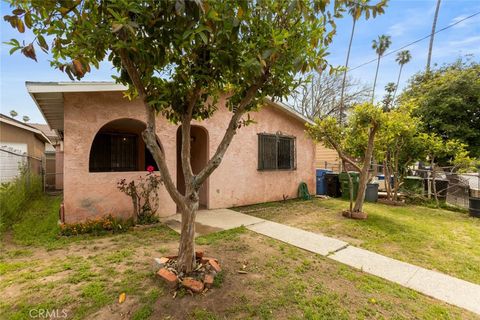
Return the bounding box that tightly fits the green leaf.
[198,31,208,44]
[9,46,21,55]
[24,11,32,28]
[16,18,25,33]
[37,35,49,51]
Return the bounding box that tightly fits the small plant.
[117,166,163,225]
[0,164,42,232]
[60,215,134,236]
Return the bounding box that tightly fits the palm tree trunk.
[427,0,441,72]
[371,56,381,103]
[392,64,403,103]
[339,18,356,125]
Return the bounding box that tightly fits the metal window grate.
[89,133,137,172]
[258,133,296,171]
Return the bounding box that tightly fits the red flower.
[146,165,155,173]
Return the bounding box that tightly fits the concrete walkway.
[164,209,480,315]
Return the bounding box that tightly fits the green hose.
[298,182,312,200]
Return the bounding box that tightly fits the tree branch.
[327,137,362,172]
[180,86,202,195]
[195,78,266,188]
[118,48,184,206]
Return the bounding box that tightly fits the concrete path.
[164,209,480,315]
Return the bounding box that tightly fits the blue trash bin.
[316,169,332,195]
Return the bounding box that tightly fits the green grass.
[195,226,247,245]
[10,195,64,247]
[0,171,42,232]
[235,198,480,284]
[1,195,478,319]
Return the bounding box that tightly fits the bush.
[60,215,134,236]
[0,169,42,232]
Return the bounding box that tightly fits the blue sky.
[1,0,479,124]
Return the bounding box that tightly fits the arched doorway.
[176,126,209,209]
[89,118,158,172]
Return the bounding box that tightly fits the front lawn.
[1,195,478,319]
[234,198,480,285]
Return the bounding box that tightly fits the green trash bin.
[339,172,360,200]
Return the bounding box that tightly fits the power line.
[347,11,480,73]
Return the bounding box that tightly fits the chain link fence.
[0,147,43,185]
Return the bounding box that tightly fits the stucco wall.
[63,92,315,223]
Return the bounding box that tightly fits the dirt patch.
[1,224,477,319]
[90,296,139,320]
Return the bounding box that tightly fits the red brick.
[182,277,204,293]
[204,274,214,288]
[201,257,218,264]
[159,257,170,264]
[208,259,222,273]
[157,268,178,287]
[195,251,204,259]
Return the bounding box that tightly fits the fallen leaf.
[118,292,126,304]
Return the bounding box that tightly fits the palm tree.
[392,50,412,102]
[339,0,387,124]
[371,34,391,103]
[382,82,397,111]
[22,115,30,123]
[426,0,442,72]
[9,110,18,118]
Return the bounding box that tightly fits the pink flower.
[146,165,155,173]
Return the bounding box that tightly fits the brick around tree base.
[157,268,178,288]
[182,277,204,293]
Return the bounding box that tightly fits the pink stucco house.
[27,82,316,223]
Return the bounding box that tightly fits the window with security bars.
[89,133,138,172]
[258,133,296,170]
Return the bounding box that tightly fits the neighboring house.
[0,114,51,183]
[30,123,64,190]
[27,82,317,223]
[315,144,340,172]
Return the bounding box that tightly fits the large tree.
[307,103,384,217]
[426,0,441,72]
[375,102,422,201]
[338,0,387,124]
[400,59,480,158]
[371,34,391,102]
[4,0,360,273]
[392,49,411,103]
[291,71,371,120]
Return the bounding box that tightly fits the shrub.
[0,168,42,232]
[117,167,162,225]
[60,215,134,236]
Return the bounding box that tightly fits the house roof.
[26,81,313,136]
[0,114,52,144]
[29,123,59,140]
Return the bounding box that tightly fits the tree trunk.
[339,17,356,125]
[383,156,392,200]
[371,56,381,103]
[426,0,442,72]
[431,160,439,206]
[353,125,378,213]
[392,155,400,201]
[177,198,199,273]
[347,171,354,212]
[392,64,403,103]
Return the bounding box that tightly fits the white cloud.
[450,13,480,29]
